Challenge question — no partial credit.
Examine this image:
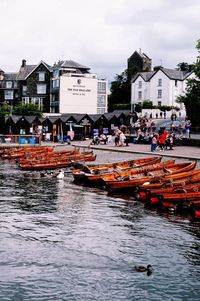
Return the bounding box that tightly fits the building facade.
[0,59,108,115]
[17,60,52,112]
[0,69,19,108]
[131,66,194,110]
[51,60,107,114]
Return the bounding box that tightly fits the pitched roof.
[132,67,194,83]
[54,60,90,71]
[16,61,52,80]
[3,72,17,80]
[162,68,193,80]
[17,64,36,80]
[131,71,156,82]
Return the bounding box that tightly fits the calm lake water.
[0,150,200,301]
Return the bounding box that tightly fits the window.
[97,108,106,114]
[175,80,178,87]
[53,69,59,78]
[52,79,59,88]
[38,72,45,81]
[138,91,142,100]
[31,97,43,110]
[22,85,28,96]
[6,81,12,88]
[97,95,106,107]
[157,89,162,98]
[97,82,106,93]
[37,84,46,94]
[4,90,13,100]
[138,81,142,88]
[158,101,162,106]
[22,97,29,104]
[158,79,162,86]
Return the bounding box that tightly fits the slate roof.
[131,71,156,82]
[54,60,90,71]
[16,61,52,80]
[3,72,17,81]
[103,112,117,120]
[16,64,36,80]
[132,68,193,83]
[162,68,193,80]
[88,114,103,122]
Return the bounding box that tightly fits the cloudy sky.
[0,0,200,82]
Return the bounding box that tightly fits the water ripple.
[0,154,200,300]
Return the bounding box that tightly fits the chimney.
[21,59,26,67]
[153,66,163,71]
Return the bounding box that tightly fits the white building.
[131,66,194,111]
[51,60,107,114]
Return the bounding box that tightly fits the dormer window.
[38,72,45,81]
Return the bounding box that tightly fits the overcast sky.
[0,0,200,82]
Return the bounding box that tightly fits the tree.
[0,103,11,118]
[108,66,138,112]
[177,39,200,126]
[12,103,43,117]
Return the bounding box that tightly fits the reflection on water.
[0,157,200,301]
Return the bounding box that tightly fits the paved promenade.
[72,139,200,161]
[0,139,199,161]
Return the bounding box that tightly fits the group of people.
[91,133,108,145]
[151,129,174,152]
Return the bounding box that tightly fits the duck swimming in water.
[134,264,152,273]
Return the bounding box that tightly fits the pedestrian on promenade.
[158,128,168,151]
[151,134,158,152]
[114,129,119,146]
[185,120,191,138]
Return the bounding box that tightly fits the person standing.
[151,134,158,152]
[185,120,191,138]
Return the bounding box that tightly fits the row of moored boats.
[71,156,200,220]
[0,146,96,170]
[1,146,200,221]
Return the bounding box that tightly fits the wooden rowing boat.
[18,149,85,165]
[100,160,175,183]
[81,157,164,185]
[136,169,200,191]
[72,156,161,183]
[135,170,200,201]
[2,146,54,159]
[18,148,81,164]
[19,153,97,170]
[103,161,197,191]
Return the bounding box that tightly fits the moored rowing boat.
[72,156,162,184]
[19,153,97,170]
[103,161,197,191]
